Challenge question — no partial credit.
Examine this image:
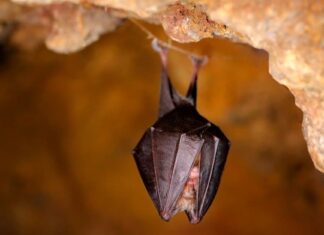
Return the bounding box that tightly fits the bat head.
[133,42,230,224]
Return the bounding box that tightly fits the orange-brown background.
[0,22,323,235]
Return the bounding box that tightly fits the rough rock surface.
[2,1,123,53]
[5,0,324,172]
[43,4,122,53]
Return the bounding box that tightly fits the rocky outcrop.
[4,0,324,172]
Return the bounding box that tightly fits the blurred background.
[0,21,324,235]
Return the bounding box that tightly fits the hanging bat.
[132,40,230,224]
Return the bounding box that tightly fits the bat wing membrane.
[198,131,229,218]
[151,129,180,208]
[133,128,161,211]
[151,129,204,214]
[164,134,204,213]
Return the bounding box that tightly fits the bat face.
[132,41,230,224]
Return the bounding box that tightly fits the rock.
[43,4,122,53]
[5,1,123,53]
[6,0,324,172]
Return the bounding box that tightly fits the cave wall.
[2,0,323,172]
[1,21,324,235]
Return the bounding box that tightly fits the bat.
[132,40,230,224]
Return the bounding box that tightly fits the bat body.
[133,41,230,224]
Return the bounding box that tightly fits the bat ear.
[186,56,208,107]
[152,39,181,117]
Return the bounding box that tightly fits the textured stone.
[6,0,324,172]
[44,4,122,53]
[4,1,123,53]
[159,2,244,43]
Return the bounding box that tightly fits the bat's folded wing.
[152,130,204,218]
[133,128,161,211]
[197,132,228,218]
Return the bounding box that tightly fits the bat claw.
[152,39,168,66]
[189,217,200,224]
[160,211,171,221]
[152,39,167,54]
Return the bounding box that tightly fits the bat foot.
[152,39,168,67]
[152,39,167,54]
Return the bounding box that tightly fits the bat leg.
[152,39,168,69]
[152,39,182,117]
[186,55,208,106]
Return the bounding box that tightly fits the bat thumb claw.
[189,217,200,224]
[160,211,171,221]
